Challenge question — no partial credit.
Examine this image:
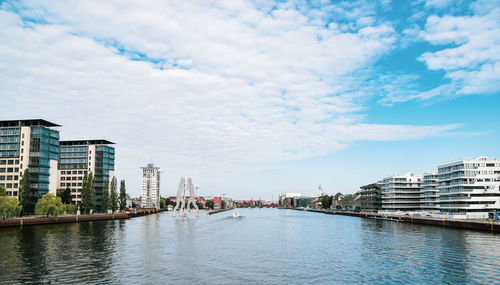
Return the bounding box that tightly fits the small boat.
[232,211,240,218]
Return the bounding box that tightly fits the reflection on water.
[1,209,499,284]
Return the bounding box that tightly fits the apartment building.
[381,173,422,213]
[58,140,115,208]
[0,119,60,206]
[141,163,160,209]
[438,157,500,219]
[421,172,439,213]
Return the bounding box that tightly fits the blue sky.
[0,0,499,199]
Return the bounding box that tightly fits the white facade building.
[438,157,500,219]
[141,164,161,209]
[381,173,422,213]
[421,172,439,213]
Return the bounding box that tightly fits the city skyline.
[1,0,499,199]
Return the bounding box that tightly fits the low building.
[359,183,382,212]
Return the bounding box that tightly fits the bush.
[65,204,78,215]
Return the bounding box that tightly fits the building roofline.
[0,119,61,128]
[60,139,115,146]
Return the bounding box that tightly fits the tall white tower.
[141,164,161,209]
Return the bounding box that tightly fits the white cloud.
[417,3,500,97]
[0,1,459,197]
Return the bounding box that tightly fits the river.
[1,208,499,284]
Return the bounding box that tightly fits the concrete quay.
[0,209,164,228]
[280,207,500,233]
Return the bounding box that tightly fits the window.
[6,183,12,188]
[14,168,18,172]
[13,184,17,189]
[60,183,65,187]
[8,160,13,165]
[14,176,18,180]
[7,168,13,173]
[78,171,83,174]
[0,176,5,180]
[0,168,5,173]
[72,183,76,186]
[7,176,13,180]
[0,161,5,165]
[61,177,65,181]
[72,171,77,175]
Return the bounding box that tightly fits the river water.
[1,208,499,284]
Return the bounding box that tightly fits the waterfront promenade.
[0,209,163,228]
[282,207,500,233]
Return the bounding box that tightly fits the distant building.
[438,157,500,219]
[381,173,422,213]
[141,164,161,209]
[0,119,60,206]
[58,139,115,209]
[359,183,382,212]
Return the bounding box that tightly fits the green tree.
[196,201,204,210]
[56,187,72,204]
[81,172,96,214]
[221,200,227,209]
[160,198,166,209]
[110,177,118,212]
[205,200,214,210]
[321,195,333,209]
[0,185,6,196]
[65,204,78,215]
[0,196,21,218]
[35,193,64,219]
[102,178,110,212]
[19,168,31,215]
[119,180,127,211]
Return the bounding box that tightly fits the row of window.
[60,182,82,187]
[61,170,86,175]
[0,175,19,180]
[0,183,19,189]
[60,176,83,181]
[0,167,19,173]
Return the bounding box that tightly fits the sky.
[1,0,499,199]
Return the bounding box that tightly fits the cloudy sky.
[1,0,499,199]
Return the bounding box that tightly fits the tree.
[81,172,96,214]
[196,201,204,210]
[221,200,227,209]
[0,185,6,196]
[205,200,214,210]
[19,168,31,215]
[56,187,72,204]
[321,195,333,209]
[35,193,64,219]
[102,178,110,212]
[119,180,127,211]
[160,198,166,209]
[0,196,21,218]
[110,177,118,212]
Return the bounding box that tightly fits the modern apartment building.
[381,173,422,213]
[58,140,115,208]
[0,119,60,205]
[438,157,500,219]
[141,163,160,209]
[421,172,439,212]
[359,183,383,212]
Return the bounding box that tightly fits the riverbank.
[0,209,164,228]
[208,207,234,215]
[280,207,500,233]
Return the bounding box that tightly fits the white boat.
[232,211,240,218]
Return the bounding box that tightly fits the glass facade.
[94,145,115,208]
[28,127,60,199]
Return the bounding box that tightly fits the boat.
[232,211,240,218]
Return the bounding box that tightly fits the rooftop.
[60,139,115,146]
[0,119,61,128]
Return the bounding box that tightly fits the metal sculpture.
[172,177,199,218]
